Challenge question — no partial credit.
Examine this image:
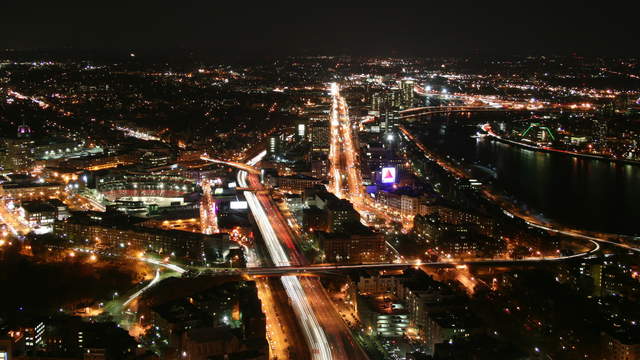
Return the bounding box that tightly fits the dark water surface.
[413,112,640,236]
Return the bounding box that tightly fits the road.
[257,278,310,360]
[202,150,310,359]
[328,83,394,226]
[400,123,640,254]
[243,206,310,360]
[195,242,601,277]
[239,166,331,359]
[329,83,364,203]
[0,185,32,235]
[201,155,261,174]
[123,268,161,308]
[239,151,368,359]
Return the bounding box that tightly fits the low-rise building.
[326,198,360,233]
[425,311,478,353]
[603,329,640,360]
[19,201,58,229]
[54,212,230,265]
[0,182,65,201]
[318,225,385,263]
[357,295,409,338]
[268,174,322,193]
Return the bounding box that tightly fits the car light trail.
[122,268,161,308]
[238,155,332,360]
[140,257,187,274]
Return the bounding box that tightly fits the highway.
[206,150,311,359]
[244,246,600,274]
[239,151,368,359]
[238,158,332,360]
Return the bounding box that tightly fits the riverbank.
[482,124,640,167]
[399,124,640,253]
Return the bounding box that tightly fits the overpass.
[200,155,261,174]
[244,255,599,276]
[193,238,600,277]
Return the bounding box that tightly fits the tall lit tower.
[199,178,218,234]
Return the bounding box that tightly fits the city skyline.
[1,6,639,360]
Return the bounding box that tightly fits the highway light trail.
[238,155,332,360]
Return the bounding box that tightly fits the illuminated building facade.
[310,122,330,152]
[0,183,65,201]
[318,230,385,263]
[95,173,195,201]
[54,212,230,264]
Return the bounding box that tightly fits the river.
[410,112,640,237]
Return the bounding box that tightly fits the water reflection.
[415,113,640,236]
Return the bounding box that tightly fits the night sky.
[1,3,639,57]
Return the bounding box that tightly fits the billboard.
[230,201,248,210]
[381,167,396,184]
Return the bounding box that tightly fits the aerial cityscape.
[0,4,639,360]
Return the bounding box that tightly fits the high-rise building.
[399,79,415,109]
[268,135,280,155]
[297,122,307,138]
[0,138,35,172]
[603,330,640,360]
[372,90,402,133]
[310,122,330,152]
[310,153,329,180]
[372,92,385,113]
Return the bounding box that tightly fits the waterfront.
[411,112,640,236]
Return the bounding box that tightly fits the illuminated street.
[239,152,368,359]
[1,7,639,359]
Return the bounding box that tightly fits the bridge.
[400,105,504,119]
[192,239,600,277]
[245,256,598,276]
